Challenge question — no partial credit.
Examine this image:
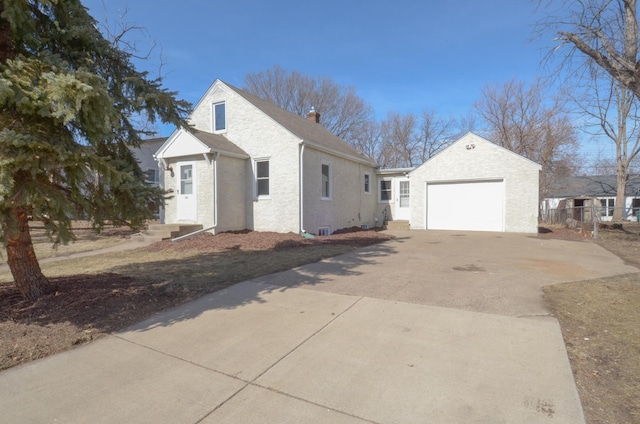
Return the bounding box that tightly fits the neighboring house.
[154,79,379,235]
[151,80,541,235]
[542,175,640,222]
[131,137,167,218]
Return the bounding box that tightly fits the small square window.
[214,102,226,132]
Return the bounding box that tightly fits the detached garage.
[409,133,540,233]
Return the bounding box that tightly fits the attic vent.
[317,226,331,236]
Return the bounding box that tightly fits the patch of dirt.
[0,228,393,371]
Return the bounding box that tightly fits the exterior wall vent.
[361,224,370,230]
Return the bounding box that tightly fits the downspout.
[173,152,219,242]
[299,141,305,234]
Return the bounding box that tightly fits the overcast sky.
[81,0,610,162]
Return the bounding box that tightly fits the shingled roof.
[224,82,376,166]
[547,175,640,198]
[191,130,249,157]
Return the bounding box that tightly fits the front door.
[395,178,411,221]
[177,162,197,222]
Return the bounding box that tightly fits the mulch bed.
[145,227,394,251]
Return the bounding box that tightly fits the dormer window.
[213,101,226,133]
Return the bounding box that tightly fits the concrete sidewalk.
[2,231,636,423]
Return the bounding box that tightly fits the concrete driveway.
[1,231,636,423]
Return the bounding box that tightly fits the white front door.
[395,178,411,221]
[177,162,197,222]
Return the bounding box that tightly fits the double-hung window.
[379,180,392,202]
[255,160,270,198]
[213,101,226,133]
[364,173,371,194]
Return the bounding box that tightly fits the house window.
[318,226,331,236]
[213,101,226,133]
[364,173,371,194]
[145,169,159,184]
[379,180,392,202]
[322,163,331,199]
[255,159,269,198]
[601,198,615,217]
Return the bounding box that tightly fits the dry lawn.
[0,229,393,371]
[544,224,640,424]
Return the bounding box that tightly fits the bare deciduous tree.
[540,0,640,218]
[475,78,580,197]
[574,68,640,219]
[542,0,640,99]
[243,65,373,143]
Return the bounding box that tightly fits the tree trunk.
[614,162,628,222]
[4,207,56,299]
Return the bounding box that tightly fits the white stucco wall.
[302,147,377,234]
[410,133,541,233]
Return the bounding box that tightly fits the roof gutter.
[299,140,305,234]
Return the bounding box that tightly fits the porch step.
[144,224,203,240]
[386,220,410,231]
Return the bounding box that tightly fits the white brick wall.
[191,82,301,232]
[303,148,377,233]
[409,133,541,233]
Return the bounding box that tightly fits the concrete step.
[386,220,410,231]
[143,224,203,240]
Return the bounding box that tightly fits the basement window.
[317,227,331,236]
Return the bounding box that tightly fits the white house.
[154,79,379,235]
[152,80,541,236]
[542,175,640,222]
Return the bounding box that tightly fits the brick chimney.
[306,107,320,123]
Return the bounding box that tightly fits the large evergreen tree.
[0,0,190,299]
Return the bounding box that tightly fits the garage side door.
[427,180,504,232]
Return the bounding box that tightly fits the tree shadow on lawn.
[1,236,405,334]
[110,237,404,333]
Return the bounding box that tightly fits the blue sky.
[83,0,548,126]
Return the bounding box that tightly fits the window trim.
[254,158,270,199]
[379,179,392,203]
[364,172,372,194]
[601,197,615,217]
[213,101,226,133]
[321,162,332,200]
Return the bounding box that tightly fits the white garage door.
[427,180,504,232]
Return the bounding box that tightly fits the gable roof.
[409,132,542,174]
[221,81,376,166]
[547,175,640,198]
[155,127,249,160]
